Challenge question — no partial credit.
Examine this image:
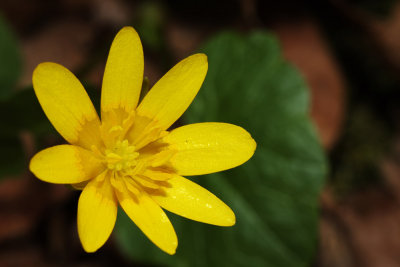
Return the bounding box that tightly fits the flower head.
[29,27,256,254]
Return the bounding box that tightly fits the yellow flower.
[29,27,256,254]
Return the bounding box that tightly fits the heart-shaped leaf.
[115,31,326,267]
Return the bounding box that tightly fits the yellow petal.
[32,62,102,149]
[152,176,235,226]
[78,172,118,252]
[116,188,177,254]
[30,145,104,184]
[101,27,144,116]
[163,122,256,176]
[137,54,208,130]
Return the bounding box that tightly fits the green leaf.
[0,14,21,100]
[115,31,326,267]
[136,1,164,51]
[0,88,54,137]
[0,88,55,179]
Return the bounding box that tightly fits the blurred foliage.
[0,13,21,100]
[331,106,389,195]
[0,88,54,178]
[0,135,24,178]
[135,1,165,52]
[351,0,398,17]
[0,14,24,178]
[0,88,53,136]
[315,1,397,195]
[115,31,326,267]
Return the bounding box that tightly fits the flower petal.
[163,122,256,176]
[137,54,208,130]
[30,145,104,184]
[32,62,102,149]
[116,188,177,254]
[78,172,118,252]
[101,27,144,117]
[152,176,235,226]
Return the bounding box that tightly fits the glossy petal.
[32,62,101,149]
[116,188,177,254]
[137,54,208,130]
[30,145,104,184]
[163,122,256,175]
[101,27,144,117]
[78,172,118,252]
[152,176,235,226]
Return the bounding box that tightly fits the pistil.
[105,139,139,171]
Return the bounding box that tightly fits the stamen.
[135,175,161,189]
[100,110,136,147]
[150,150,176,167]
[105,139,139,171]
[99,112,177,198]
[143,168,175,181]
[126,114,167,150]
[124,178,141,195]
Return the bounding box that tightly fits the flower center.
[105,139,139,171]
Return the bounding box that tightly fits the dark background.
[0,0,399,266]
